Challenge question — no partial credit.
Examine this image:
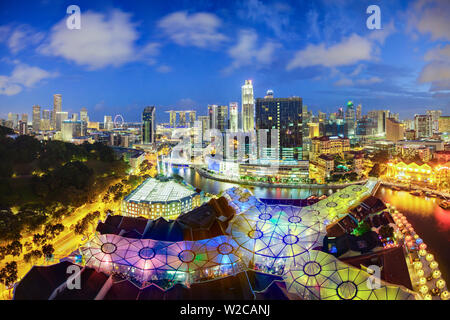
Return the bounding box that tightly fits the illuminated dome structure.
[75,179,420,300]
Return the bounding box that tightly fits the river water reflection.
[173,167,450,283]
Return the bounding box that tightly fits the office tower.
[142,106,156,144]
[40,110,51,131]
[103,115,113,130]
[308,123,320,138]
[426,110,442,134]
[80,107,89,123]
[405,130,416,140]
[61,120,82,141]
[8,113,19,129]
[368,110,390,135]
[208,105,228,132]
[21,113,28,124]
[32,105,41,132]
[53,94,62,129]
[229,102,239,131]
[168,111,177,127]
[19,121,27,135]
[356,104,362,120]
[438,116,450,133]
[55,111,68,131]
[255,95,303,160]
[318,111,327,122]
[71,113,78,121]
[414,114,433,138]
[242,80,254,132]
[189,111,196,127]
[386,118,405,142]
[345,101,356,138]
[337,107,344,119]
[390,112,399,121]
[198,115,210,142]
[403,119,414,131]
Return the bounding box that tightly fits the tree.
[41,244,54,259]
[6,240,22,257]
[0,261,18,288]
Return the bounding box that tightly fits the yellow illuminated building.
[386,160,450,189]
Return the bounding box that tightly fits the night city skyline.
[0,0,449,307]
[0,0,449,122]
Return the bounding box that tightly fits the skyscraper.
[414,114,433,138]
[32,105,41,132]
[103,115,113,130]
[356,104,362,120]
[345,101,356,138]
[368,110,390,135]
[386,118,405,142]
[255,95,303,160]
[142,106,156,144]
[55,111,68,131]
[168,111,177,127]
[21,113,28,124]
[80,107,89,123]
[189,111,196,127]
[241,80,254,132]
[7,113,19,129]
[426,110,442,134]
[229,102,239,131]
[53,94,62,129]
[208,105,228,132]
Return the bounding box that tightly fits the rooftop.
[124,177,198,204]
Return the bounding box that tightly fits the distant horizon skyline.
[1,0,449,122]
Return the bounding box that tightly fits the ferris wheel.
[113,114,124,128]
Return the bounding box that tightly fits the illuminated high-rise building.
[55,111,68,131]
[386,118,405,142]
[103,115,113,130]
[189,111,196,127]
[255,95,303,160]
[241,80,254,132]
[32,105,41,132]
[80,107,89,123]
[21,113,28,125]
[208,105,228,132]
[7,113,19,129]
[356,104,362,120]
[426,110,442,134]
[169,111,177,128]
[53,94,62,129]
[229,102,239,131]
[345,101,356,138]
[414,114,433,138]
[142,106,156,144]
[438,116,450,133]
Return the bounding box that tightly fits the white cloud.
[157,11,227,48]
[334,78,353,87]
[368,20,396,45]
[39,9,159,70]
[407,0,450,41]
[238,0,291,37]
[0,63,57,96]
[419,44,450,91]
[0,24,44,54]
[224,29,279,73]
[286,34,373,70]
[334,76,382,87]
[156,65,172,73]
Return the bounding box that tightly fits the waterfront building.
[310,154,335,184]
[32,105,41,132]
[386,118,405,142]
[386,159,449,189]
[242,80,254,132]
[142,106,156,144]
[310,136,350,162]
[255,95,303,160]
[121,177,201,219]
[414,114,433,138]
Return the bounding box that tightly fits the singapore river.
[173,166,450,283]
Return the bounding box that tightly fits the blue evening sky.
[0,0,448,122]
